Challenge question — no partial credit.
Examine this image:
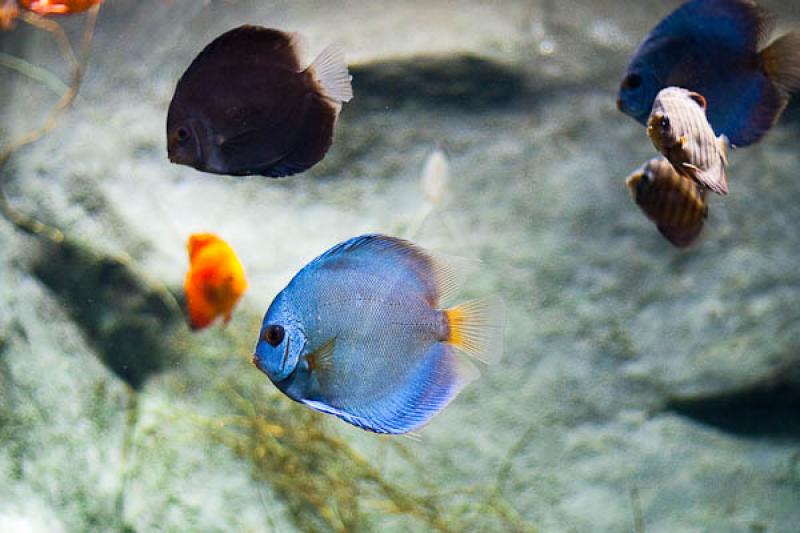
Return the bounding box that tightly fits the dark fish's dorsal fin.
[189,25,302,74]
[653,0,773,54]
[306,234,467,306]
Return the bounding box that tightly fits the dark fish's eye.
[176,126,190,142]
[659,117,670,131]
[263,325,285,347]
[636,176,649,197]
[623,73,642,90]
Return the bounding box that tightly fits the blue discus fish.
[252,234,505,434]
[617,0,800,147]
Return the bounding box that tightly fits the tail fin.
[761,31,800,94]
[308,44,353,104]
[444,297,506,364]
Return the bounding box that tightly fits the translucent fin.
[301,399,373,429]
[444,297,506,364]
[308,44,353,103]
[302,343,477,434]
[420,148,451,206]
[719,135,730,164]
[761,31,800,94]
[427,250,472,306]
[685,163,728,195]
[307,337,337,374]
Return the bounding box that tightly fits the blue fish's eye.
[263,324,285,346]
[623,73,642,90]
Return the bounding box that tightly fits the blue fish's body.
[618,0,800,147]
[252,234,504,434]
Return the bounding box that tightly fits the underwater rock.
[351,54,527,111]
[667,360,800,439]
[30,238,182,389]
[1,0,799,531]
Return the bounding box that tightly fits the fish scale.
[252,234,504,434]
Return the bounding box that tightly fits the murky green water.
[1,1,799,531]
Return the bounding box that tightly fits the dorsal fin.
[656,0,774,53]
[306,234,467,306]
[688,91,707,110]
[187,25,302,75]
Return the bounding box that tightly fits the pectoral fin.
[306,337,337,374]
[691,166,729,195]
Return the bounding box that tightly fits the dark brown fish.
[626,156,709,248]
[166,26,353,178]
[647,87,729,195]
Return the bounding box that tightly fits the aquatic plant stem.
[115,387,140,530]
[0,52,70,96]
[0,5,99,241]
[0,4,182,325]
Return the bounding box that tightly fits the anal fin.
[301,343,477,434]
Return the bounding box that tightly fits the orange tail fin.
[444,298,505,364]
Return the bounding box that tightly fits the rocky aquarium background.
[1,0,799,531]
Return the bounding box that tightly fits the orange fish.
[0,0,19,29]
[19,0,103,15]
[184,233,248,330]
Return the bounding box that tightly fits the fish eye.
[263,325,285,347]
[176,126,190,142]
[623,73,642,90]
[659,117,670,131]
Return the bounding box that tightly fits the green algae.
[204,381,537,533]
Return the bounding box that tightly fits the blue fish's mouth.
[252,336,292,380]
[251,354,265,373]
